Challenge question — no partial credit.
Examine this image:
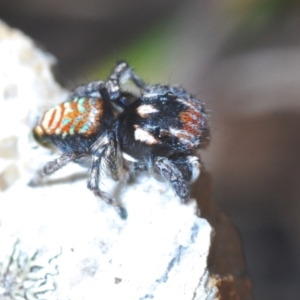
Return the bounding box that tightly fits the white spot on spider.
[88,105,100,125]
[55,128,62,135]
[134,126,158,145]
[122,152,138,162]
[143,92,161,98]
[176,98,196,109]
[63,101,73,115]
[136,105,159,118]
[51,106,63,128]
[187,156,201,183]
[41,106,59,130]
[169,127,192,144]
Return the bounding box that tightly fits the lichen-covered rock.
[0,161,19,191]
[0,20,67,188]
[0,238,60,300]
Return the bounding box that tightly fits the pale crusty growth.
[0,239,60,300]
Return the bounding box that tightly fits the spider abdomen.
[34,97,105,137]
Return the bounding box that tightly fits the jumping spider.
[31,62,209,218]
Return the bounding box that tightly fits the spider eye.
[119,97,129,106]
[154,126,160,136]
[165,92,176,99]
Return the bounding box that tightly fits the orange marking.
[85,99,104,135]
[38,97,105,137]
[180,101,202,137]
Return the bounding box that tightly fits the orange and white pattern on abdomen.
[171,98,205,148]
[34,97,103,138]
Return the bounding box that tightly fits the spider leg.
[109,61,146,91]
[29,152,80,186]
[70,80,107,99]
[91,130,122,180]
[88,131,126,218]
[152,156,190,203]
[70,61,145,108]
[172,156,201,184]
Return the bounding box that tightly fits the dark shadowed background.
[1,1,300,299]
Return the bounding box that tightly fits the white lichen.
[0,240,60,300]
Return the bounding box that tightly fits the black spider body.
[118,85,208,161]
[31,61,209,217]
[117,84,209,202]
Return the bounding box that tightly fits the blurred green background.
[1,1,300,299]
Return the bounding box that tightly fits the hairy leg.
[172,156,201,184]
[109,61,146,92]
[153,156,190,203]
[89,131,126,218]
[29,152,80,186]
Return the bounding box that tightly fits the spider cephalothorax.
[117,84,209,202]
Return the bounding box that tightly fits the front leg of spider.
[172,156,201,184]
[153,156,190,203]
[108,61,146,92]
[29,152,83,186]
[70,80,107,99]
[88,131,127,219]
